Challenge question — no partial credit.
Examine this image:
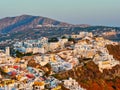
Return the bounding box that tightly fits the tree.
[15,50,24,58]
[48,37,59,42]
[68,37,75,43]
[61,36,67,39]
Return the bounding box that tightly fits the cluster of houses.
[49,55,72,73]
[13,37,48,54]
[70,31,93,39]
[73,36,119,72]
[63,78,86,90]
[13,37,68,54]
[0,31,120,90]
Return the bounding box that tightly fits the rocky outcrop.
[106,44,120,61]
[53,61,120,90]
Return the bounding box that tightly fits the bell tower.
[6,47,10,56]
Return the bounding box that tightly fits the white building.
[63,78,86,90]
[0,50,14,64]
[48,42,60,51]
[6,47,10,56]
[93,53,119,72]
[14,37,48,54]
[59,38,68,48]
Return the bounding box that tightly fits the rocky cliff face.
[53,61,120,90]
[106,44,120,61]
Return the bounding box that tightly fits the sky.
[0,0,120,26]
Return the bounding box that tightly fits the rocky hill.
[0,15,72,33]
[0,15,120,43]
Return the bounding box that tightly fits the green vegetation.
[68,37,76,43]
[61,36,67,39]
[48,37,59,42]
[15,50,33,58]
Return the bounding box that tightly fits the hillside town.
[0,31,120,90]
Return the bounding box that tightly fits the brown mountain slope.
[0,15,72,33]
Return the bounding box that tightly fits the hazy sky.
[0,0,120,26]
